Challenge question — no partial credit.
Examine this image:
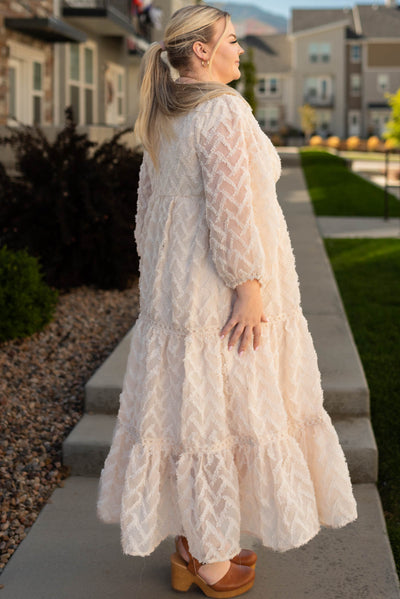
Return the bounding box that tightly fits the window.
[258,78,266,94]
[105,62,125,125]
[117,73,123,117]
[32,61,43,125]
[268,105,279,128]
[8,63,17,120]
[304,77,333,104]
[67,42,97,125]
[309,43,318,63]
[308,42,331,63]
[377,74,389,93]
[320,43,331,63]
[257,106,279,130]
[7,43,44,126]
[321,79,327,99]
[350,73,361,95]
[269,78,278,94]
[351,45,361,62]
[370,110,391,135]
[304,77,318,99]
[257,77,279,96]
[316,110,331,132]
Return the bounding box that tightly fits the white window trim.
[66,41,98,125]
[7,41,45,126]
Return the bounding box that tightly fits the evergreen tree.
[240,47,257,114]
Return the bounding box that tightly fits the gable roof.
[355,3,400,37]
[290,3,400,38]
[240,34,291,73]
[290,8,355,34]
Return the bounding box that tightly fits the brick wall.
[0,0,54,125]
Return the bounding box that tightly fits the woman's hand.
[220,279,267,355]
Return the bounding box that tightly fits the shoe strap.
[179,535,202,575]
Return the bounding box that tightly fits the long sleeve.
[134,153,152,258]
[197,95,267,290]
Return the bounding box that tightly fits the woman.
[97,5,357,597]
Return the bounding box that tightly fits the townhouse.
[242,0,400,139]
[0,0,189,132]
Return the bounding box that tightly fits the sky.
[227,0,389,19]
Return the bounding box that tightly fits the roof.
[240,34,292,73]
[290,8,355,34]
[290,4,400,38]
[356,3,400,37]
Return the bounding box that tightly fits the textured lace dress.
[97,91,357,563]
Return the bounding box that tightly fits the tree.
[383,88,400,148]
[240,47,257,114]
[298,104,317,143]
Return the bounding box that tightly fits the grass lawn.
[299,149,400,217]
[325,238,400,576]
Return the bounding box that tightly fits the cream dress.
[97,91,357,563]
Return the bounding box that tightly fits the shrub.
[0,108,142,290]
[367,136,382,152]
[310,135,324,146]
[384,138,397,151]
[346,136,360,150]
[270,134,284,146]
[0,246,58,342]
[326,136,340,149]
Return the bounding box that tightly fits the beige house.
[240,34,292,135]
[0,0,191,134]
[242,0,400,139]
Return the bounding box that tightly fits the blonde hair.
[134,4,239,167]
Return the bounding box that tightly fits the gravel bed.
[0,282,140,573]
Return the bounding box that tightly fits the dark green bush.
[0,107,142,290]
[0,246,58,342]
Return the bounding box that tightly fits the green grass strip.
[325,238,400,576]
[300,149,400,217]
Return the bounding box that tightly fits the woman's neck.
[176,68,215,84]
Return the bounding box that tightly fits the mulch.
[0,282,140,572]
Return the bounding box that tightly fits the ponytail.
[133,5,239,169]
[133,42,176,168]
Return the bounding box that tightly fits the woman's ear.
[192,41,209,61]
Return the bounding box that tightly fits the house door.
[348,111,361,136]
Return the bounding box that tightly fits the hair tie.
[159,40,166,51]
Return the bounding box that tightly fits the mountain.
[209,2,288,35]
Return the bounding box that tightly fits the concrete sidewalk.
[317,216,400,238]
[1,151,399,599]
[0,479,396,599]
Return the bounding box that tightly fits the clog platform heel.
[170,552,255,598]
